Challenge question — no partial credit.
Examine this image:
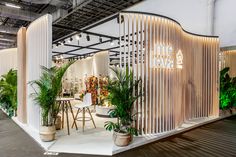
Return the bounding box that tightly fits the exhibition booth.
[1,11,221,155]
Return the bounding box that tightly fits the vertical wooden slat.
[143,15,147,134]
[147,16,151,134]
[135,14,139,131]
[123,14,126,69]
[140,15,144,134]
[119,14,122,67]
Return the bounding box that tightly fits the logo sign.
[176,50,183,69]
[152,45,183,69]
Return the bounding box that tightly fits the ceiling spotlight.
[75,34,82,40]
[5,3,21,9]
[110,40,114,46]
[99,36,102,43]
[86,34,90,41]
[61,40,65,45]
[67,37,73,43]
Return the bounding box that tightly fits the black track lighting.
[86,34,90,41]
[99,36,102,43]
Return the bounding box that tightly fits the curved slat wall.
[26,14,52,131]
[119,12,219,135]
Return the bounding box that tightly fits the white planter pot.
[39,125,56,142]
[113,131,131,147]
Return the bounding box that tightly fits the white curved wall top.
[0,48,17,76]
[26,14,52,131]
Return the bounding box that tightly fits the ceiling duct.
[0,5,39,21]
[21,0,69,7]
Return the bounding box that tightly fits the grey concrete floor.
[1,110,236,157]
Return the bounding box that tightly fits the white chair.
[72,93,96,131]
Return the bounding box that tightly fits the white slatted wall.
[26,14,52,131]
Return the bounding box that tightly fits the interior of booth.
[45,11,219,155]
[48,15,122,155]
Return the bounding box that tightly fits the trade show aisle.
[0,110,44,157]
[1,109,236,157]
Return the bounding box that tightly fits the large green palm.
[30,62,74,126]
[105,67,141,136]
[0,69,17,117]
[220,67,236,110]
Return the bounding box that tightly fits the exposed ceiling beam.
[0,38,16,42]
[21,0,70,7]
[53,24,118,43]
[0,5,39,21]
[52,9,68,23]
[56,0,92,23]
[0,0,38,10]
[0,25,18,34]
[0,32,16,38]
[64,43,119,53]
[0,42,14,46]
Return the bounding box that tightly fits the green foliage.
[0,69,17,117]
[30,62,74,126]
[104,67,141,136]
[220,67,236,110]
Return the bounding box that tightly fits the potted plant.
[220,67,236,116]
[30,62,74,142]
[104,67,141,147]
[0,69,17,117]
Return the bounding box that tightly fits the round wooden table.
[56,97,78,135]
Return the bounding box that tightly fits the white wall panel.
[0,48,17,76]
[26,14,52,131]
[63,51,109,92]
[93,51,109,76]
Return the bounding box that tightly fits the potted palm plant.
[104,67,141,147]
[30,62,74,142]
[0,69,17,117]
